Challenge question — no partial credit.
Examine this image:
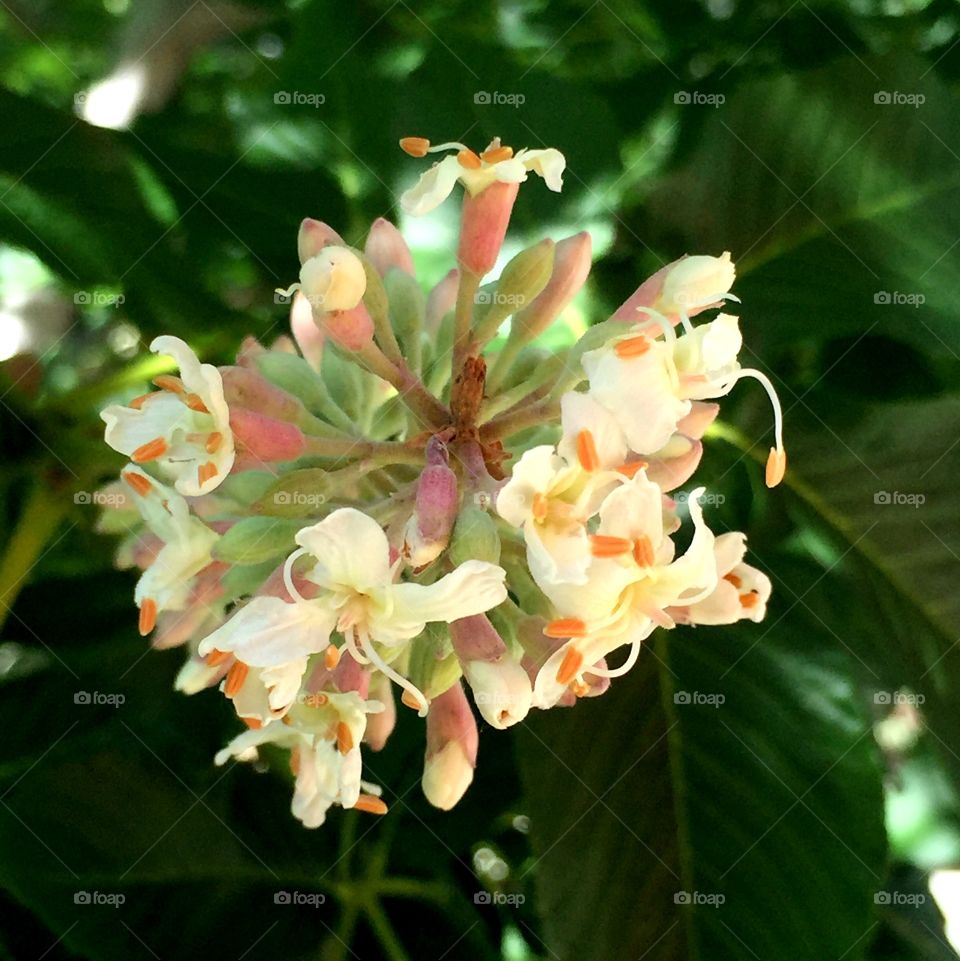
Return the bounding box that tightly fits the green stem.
[354,342,449,428]
[452,269,481,379]
[484,334,524,395]
[302,437,424,464]
[0,482,69,631]
[479,396,559,442]
[363,898,413,961]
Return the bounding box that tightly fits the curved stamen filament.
[357,629,429,718]
[582,638,641,679]
[282,547,310,604]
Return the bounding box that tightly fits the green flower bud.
[448,505,501,566]
[213,517,305,565]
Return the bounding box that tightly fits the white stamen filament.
[282,547,310,604]
[356,629,429,718]
[583,638,642,679]
[721,368,785,452]
[426,141,470,154]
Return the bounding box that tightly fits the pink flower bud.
[333,655,370,697]
[426,268,459,334]
[422,681,478,810]
[229,408,305,462]
[364,217,415,277]
[404,442,459,566]
[513,231,592,339]
[609,257,679,323]
[236,336,266,367]
[314,301,375,352]
[678,401,720,440]
[290,290,325,370]
[220,365,302,422]
[449,614,507,663]
[364,674,396,752]
[297,218,345,265]
[645,438,703,493]
[458,180,519,277]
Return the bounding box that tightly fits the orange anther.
[481,145,513,163]
[544,617,588,639]
[572,680,590,698]
[131,437,168,463]
[353,794,388,815]
[576,429,600,472]
[336,721,354,755]
[205,432,223,454]
[122,470,153,497]
[401,689,424,711]
[205,648,232,667]
[242,717,263,730]
[532,492,549,522]
[197,461,218,486]
[633,535,655,567]
[765,448,787,488]
[224,661,249,698]
[138,598,157,636]
[153,374,185,393]
[399,136,430,157]
[617,460,648,479]
[324,644,341,670]
[457,148,482,170]
[184,393,209,413]
[555,646,584,686]
[614,335,652,359]
[724,573,743,589]
[740,592,759,609]
[590,534,633,558]
[128,392,156,410]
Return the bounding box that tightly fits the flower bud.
[426,268,459,335]
[290,290,324,370]
[656,252,735,317]
[450,613,506,663]
[404,440,459,567]
[448,506,501,566]
[300,246,367,313]
[297,218,345,265]
[364,674,396,751]
[365,217,415,277]
[458,180,519,277]
[422,681,478,810]
[511,231,591,342]
[644,438,703,492]
[221,365,302,422]
[229,408,305,463]
[385,268,426,351]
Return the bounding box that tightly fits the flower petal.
[296,508,392,593]
[400,155,463,216]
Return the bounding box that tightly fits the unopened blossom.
[399,136,565,216]
[199,508,508,716]
[215,691,386,828]
[279,244,367,313]
[119,465,219,636]
[422,681,478,810]
[533,473,718,708]
[102,336,235,496]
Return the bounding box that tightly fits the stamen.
[723,573,742,589]
[242,717,263,730]
[138,598,157,636]
[532,492,549,522]
[358,630,430,717]
[576,429,600,472]
[184,393,209,413]
[556,646,584,686]
[205,648,232,667]
[617,460,648,479]
[128,392,156,410]
[282,547,310,604]
[224,661,249,698]
[205,432,223,454]
[544,617,588,638]
[765,447,787,489]
[132,437,168,463]
[571,680,590,697]
[353,794,388,816]
[481,145,513,163]
[614,335,652,359]
[336,721,354,754]
[590,534,633,558]
[153,374,185,393]
[583,639,642,679]
[197,461,218,486]
[122,470,153,497]
[740,592,759,609]
[401,690,421,711]
[633,535,655,567]
[399,136,430,157]
[457,148,482,170]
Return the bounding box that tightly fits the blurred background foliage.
[1,0,960,958]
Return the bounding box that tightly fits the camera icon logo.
[274,891,291,905]
[874,91,891,105]
[74,491,92,505]
[674,91,691,105]
[474,91,491,104]
[874,491,891,505]
[674,891,691,904]
[874,891,891,905]
[274,91,292,104]
[474,891,492,904]
[74,891,91,905]
[873,291,891,305]
[74,691,91,705]
[673,691,691,705]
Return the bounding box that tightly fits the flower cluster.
[96,136,782,828]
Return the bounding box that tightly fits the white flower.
[582,312,785,483]
[656,252,736,318]
[120,466,219,636]
[399,137,565,216]
[215,691,386,828]
[102,336,234,496]
[463,656,533,730]
[497,392,627,588]
[278,245,367,312]
[198,508,508,716]
[532,474,719,708]
[670,532,771,625]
